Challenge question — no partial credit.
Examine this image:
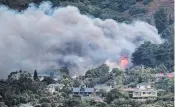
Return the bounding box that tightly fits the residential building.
[123,82,157,100]
[133,83,157,99]
[72,86,95,96]
[45,83,64,94]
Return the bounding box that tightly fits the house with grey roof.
[72,86,95,96]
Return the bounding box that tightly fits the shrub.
[39,97,51,103]
[41,103,51,107]
[143,0,153,5]
[129,6,148,15]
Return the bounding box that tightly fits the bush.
[39,97,51,103]
[161,24,174,41]
[145,99,155,104]
[42,77,55,85]
[129,6,148,15]
[143,0,153,5]
[41,103,51,107]
[100,8,119,19]
[106,89,127,103]
[115,0,136,12]
[88,6,101,17]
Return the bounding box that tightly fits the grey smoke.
[0,2,163,78]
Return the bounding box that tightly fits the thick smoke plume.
[0,2,163,78]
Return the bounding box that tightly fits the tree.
[85,64,109,78]
[129,6,148,15]
[60,67,69,75]
[138,77,143,83]
[143,0,152,5]
[111,68,123,87]
[131,41,173,72]
[85,78,96,87]
[42,77,55,85]
[154,8,169,33]
[33,70,39,81]
[161,24,174,41]
[110,99,141,107]
[73,79,81,87]
[106,89,126,103]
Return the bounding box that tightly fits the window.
[147,92,151,94]
[143,92,146,94]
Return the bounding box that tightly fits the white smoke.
[0,2,163,78]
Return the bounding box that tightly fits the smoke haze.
[0,2,163,78]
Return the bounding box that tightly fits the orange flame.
[121,57,128,69]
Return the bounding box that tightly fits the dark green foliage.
[60,67,69,75]
[84,64,110,86]
[136,0,143,2]
[132,41,173,72]
[0,0,42,10]
[111,68,122,76]
[40,97,51,103]
[112,0,136,12]
[143,0,152,5]
[110,99,141,107]
[41,103,51,107]
[129,6,148,15]
[100,8,119,19]
[85,64,109,78]
[155,78,174,93]
[42,77,55,85]
[154,8,169,34]
[0,71,46,106]
[94,102,108,107]
[88,6,101,17]
[63,97,82,107]
[161,24,174,41]
[97,74,111,84]
[60,85,72,95]
[85,78,96,87]
[132,41,158,67]
[138,76,143,83]
[106,89,127,103]
[73,79,81,87]
[34,70,39,81]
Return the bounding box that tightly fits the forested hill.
[0,0,173,71]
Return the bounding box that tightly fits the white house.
[123,82,157,100]
[133,83,157,99]
[45,83,64,94]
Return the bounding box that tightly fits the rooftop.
[122,88,136,92]
[137,82,151,86]
[72,87,94,93]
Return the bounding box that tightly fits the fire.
[120,57,128,69]
[167,73,173,78]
